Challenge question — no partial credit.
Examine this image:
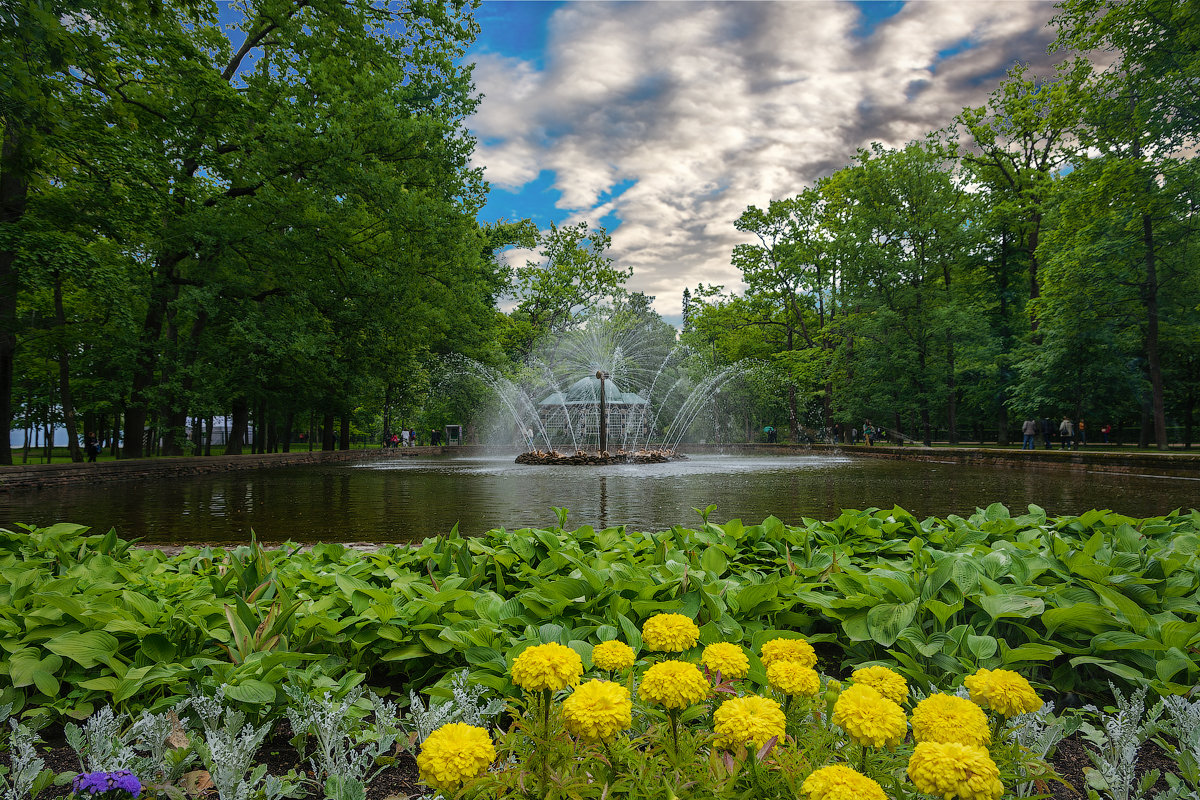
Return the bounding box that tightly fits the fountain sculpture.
[451,316,748,466]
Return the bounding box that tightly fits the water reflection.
[0,454,1194,546]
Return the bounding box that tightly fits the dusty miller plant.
[1080,684,1162,800]
[65,703,195,783]
[192,688,293,800]
[2,707,52,800]
[404,671,503,744]
[1151,695,1200,799]
[1006,702,1080,798]
[284,685,403,800]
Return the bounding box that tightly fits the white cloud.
[468,0,1062,317]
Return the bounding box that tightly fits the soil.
[31,725,1183,800]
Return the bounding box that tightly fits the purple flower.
[72,771,141,798]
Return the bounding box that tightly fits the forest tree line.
[681,0,1200,449]
[2,0,1197,461]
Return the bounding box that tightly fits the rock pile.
[515,449,684,466]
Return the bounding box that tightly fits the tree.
[505,221,630,358]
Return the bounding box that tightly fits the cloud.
[468,1,1062,317]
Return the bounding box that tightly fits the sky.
[465,0,1066,324]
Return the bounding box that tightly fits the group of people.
[1021,417,1112,450]
[385,429,420,448]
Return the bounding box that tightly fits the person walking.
[1021,418,1037,450]
[1058,417,1074,450]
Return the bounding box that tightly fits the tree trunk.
[0,127,29,466]
[226,398,248,455]
[339,415,350,451]
[52,273,83,462]
[1142,213,1168,449]
[322,412,335,450]
[124,255,181,458]
[204,415,213,456]
[282,411,294,453]
[787,385,799,443]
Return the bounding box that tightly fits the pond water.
[1,454,1196,546]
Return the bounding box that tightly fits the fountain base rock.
[515,449,686,466]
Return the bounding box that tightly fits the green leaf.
[43,631,119,668]
[223,680,277,705]
[866,602,916,647]
[977,594,1044,621]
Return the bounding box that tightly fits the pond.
[1,453,1196,546]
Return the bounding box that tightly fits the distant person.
[1101,423,1111,444]
[851,427,858,445]
[1040,417,1054,450]
[1077,419,1087,448]
[1021,418,1037,450]
[401,429,410,447]
[431,429,441,446]
[864,420,874,447]
[84,432,99,462]
[1059,417,1074,450]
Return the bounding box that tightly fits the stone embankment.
[0,447,440,492]
[514,449,683,466]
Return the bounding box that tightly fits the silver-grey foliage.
[1080,684,1162,800]
[192,688,291,800]
[2,719,47,800]
[283,685,402,800]
[1006,702,1080,798]
[405,671,502,745]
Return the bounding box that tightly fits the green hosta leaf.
[977,594,1044,621]
[381,644,430,662]
[223,680,277,705]
[43,631,119,668]
[1042,603,1114,636]
[866,602,917,648]
[923,599,963,625]
[967,634,998,660]
[1001,643,1062,664]
[1154,649,1194,684]
[700,546,728,576]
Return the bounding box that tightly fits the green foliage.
[3,507,1200,727]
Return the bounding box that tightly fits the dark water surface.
[1,454,1196,545]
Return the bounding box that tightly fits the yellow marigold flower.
[801,764,888,800]
[851,665,908,705]
[767,661,821,697]
[511,642,583,692]
[713,695,786,750]
[907,741,1004,800]
[964,668,1042,718]
[642,613,700,652]
[760,637,817,669]
[592,640,636,672]
[562,680,632,742]
[911,693,990,747]
[637,660,709,710]
[417,723,495,791]
[832,684,907,749]
[701,642,750,679]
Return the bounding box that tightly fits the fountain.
[447,316,750,465]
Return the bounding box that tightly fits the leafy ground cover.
[3,505,1200,723]
[3,507,1200,799]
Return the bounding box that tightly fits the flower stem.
[859,742,868,774]
[668,708,681,764]
[539,688,552,797]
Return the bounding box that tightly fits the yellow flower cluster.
[713,695,786,750]
[911,693,990,747]
[701,642,749,680]
[511,642,583,692]
[417,723,495,791]
[760,637,816,668]
[851,665,908,704]
[964,668,1042,718]
[638,660,709,710]
[801,764,888,800]
[767,661,820,697]
[592,640,636,672]
[832,684,907,749]
[642,613,700,652]
[562,680,632,742]
[907,741,1004,800]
